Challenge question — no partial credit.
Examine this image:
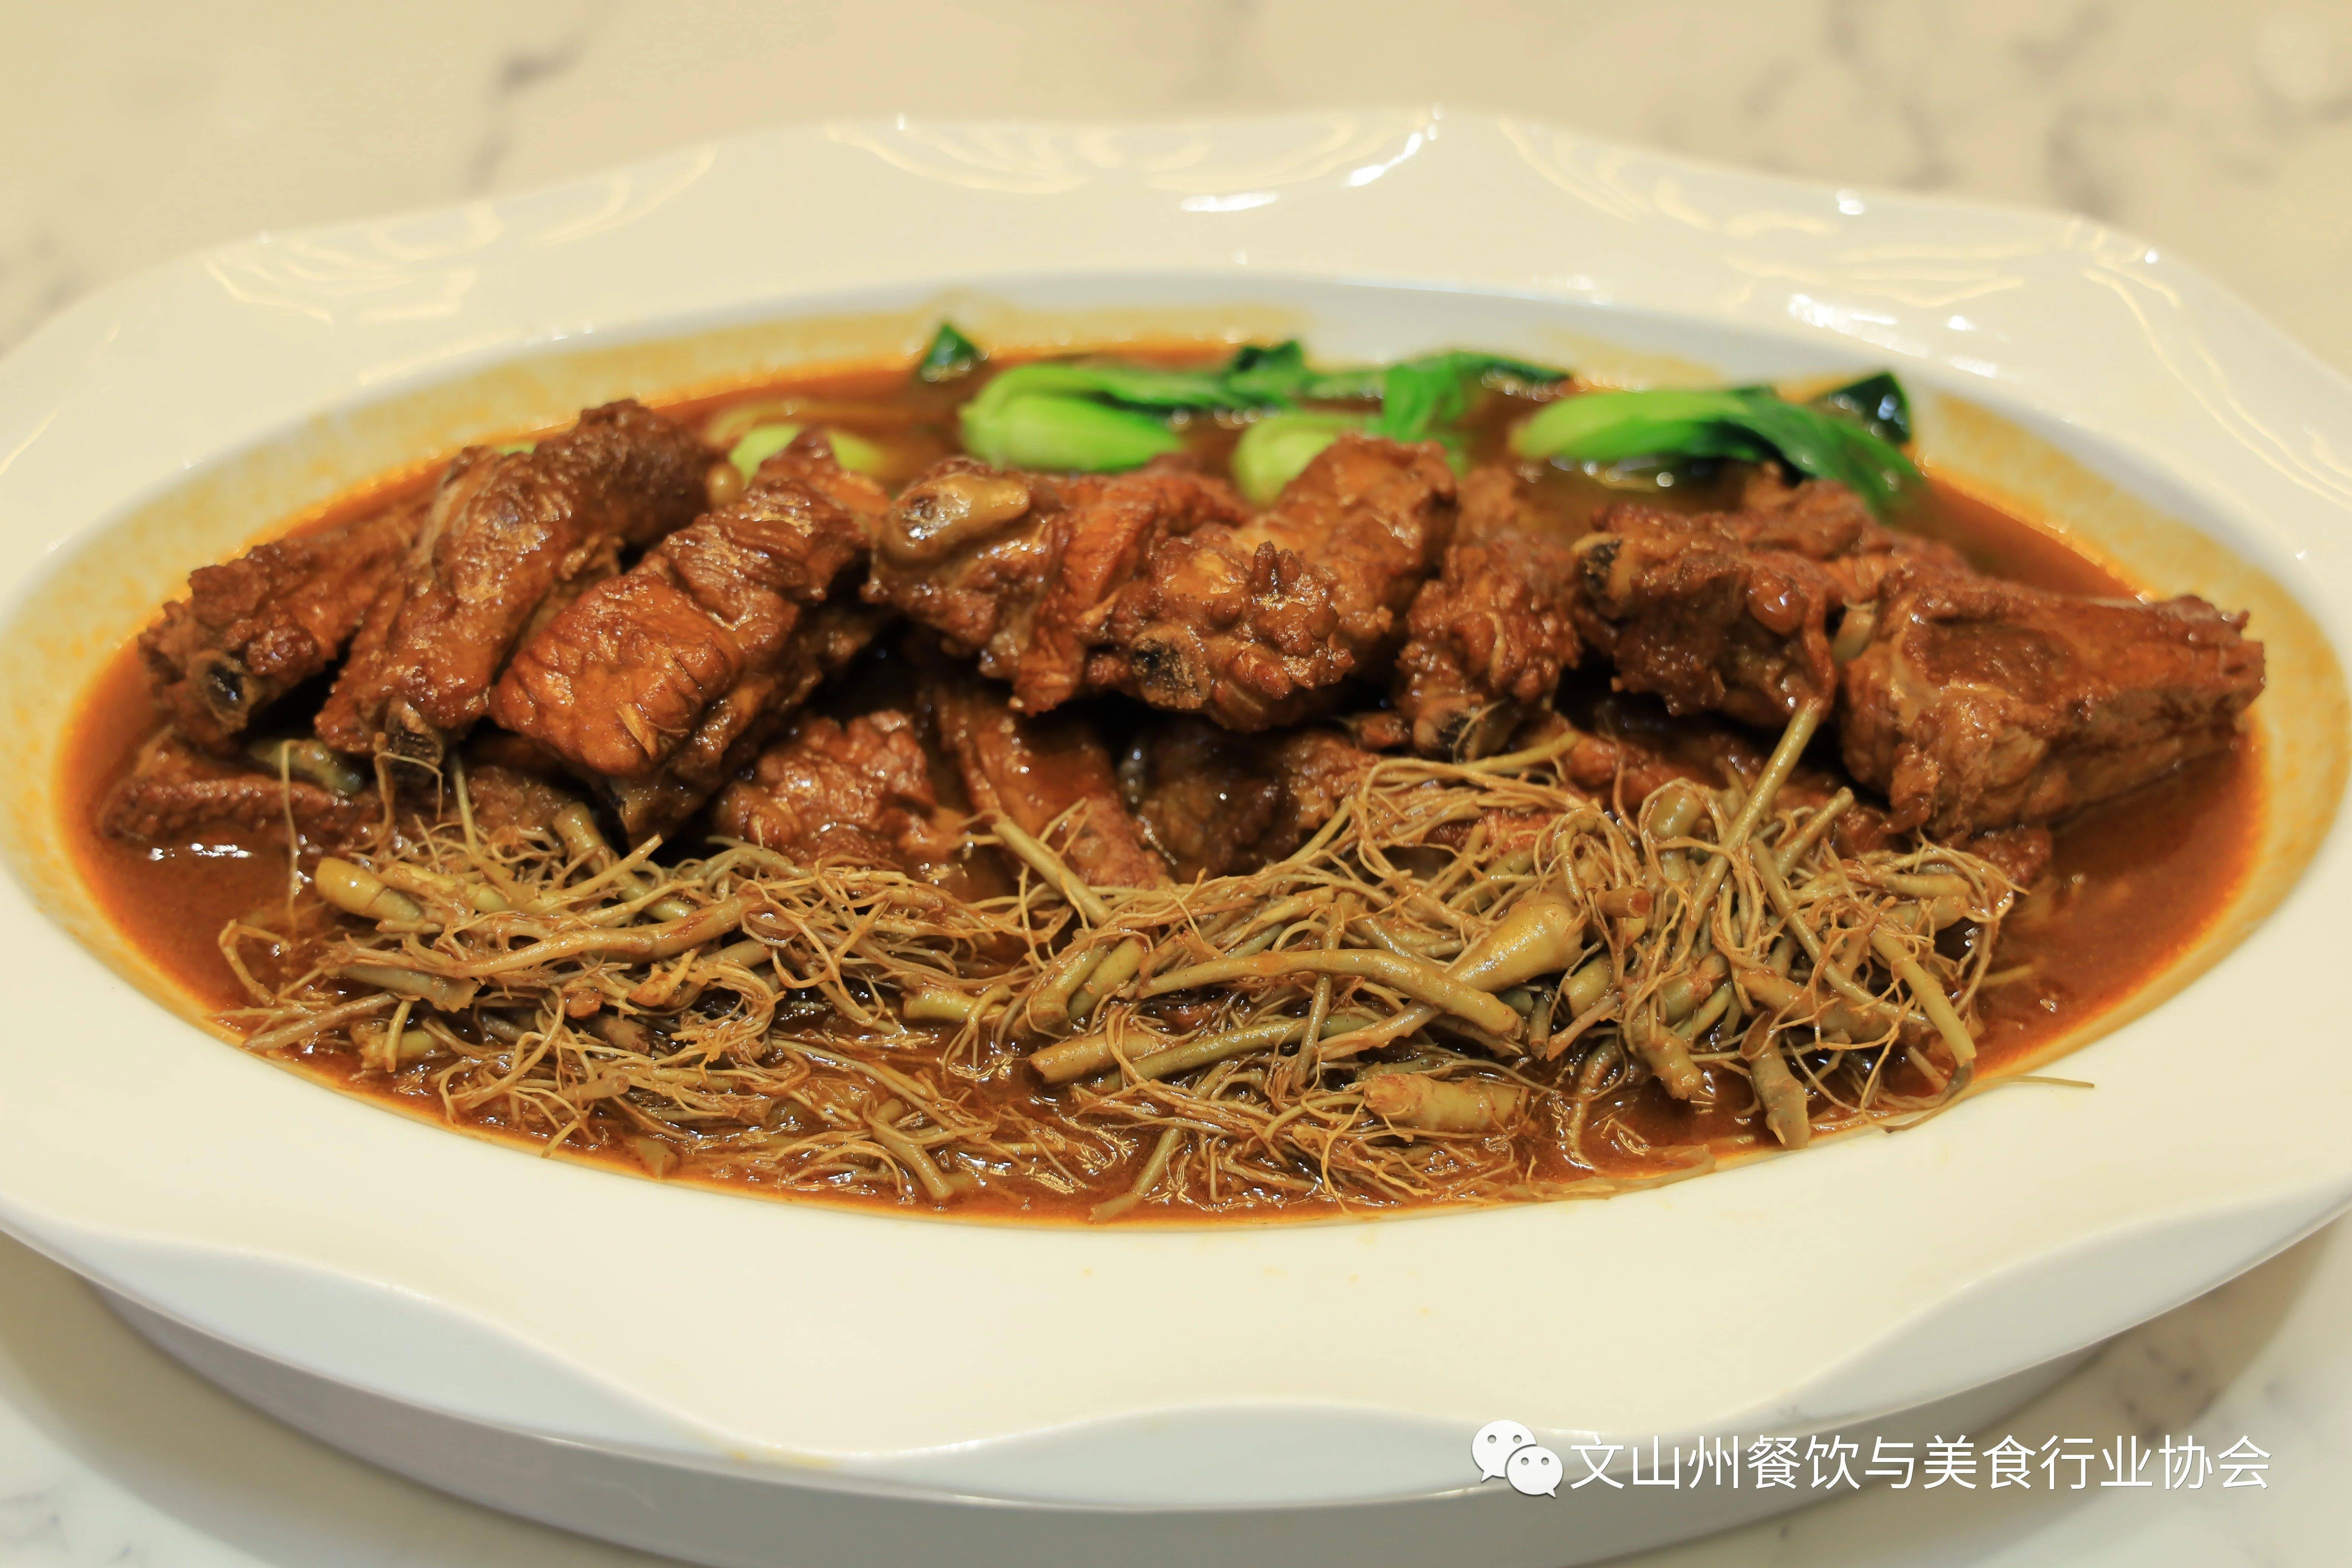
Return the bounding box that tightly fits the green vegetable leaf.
[955,356,1249,471]
[1231,410,1374,505]
[1218,340,1384,405]
[1508,382,1921,516]
[950,342,1567,475]
[960,392,1184,472]
[1218,340,1312,404]
[971,360,1239,413]
[916,322,982,383]
[1375,352,1567,442]
[1808,372,1911,446]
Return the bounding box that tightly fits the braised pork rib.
[928,670,1168,888]
[490,432,889,836]
[115,389,2266,862]
[141,502,424,753]
[868,435,1455,730]
[315,400,709,767]
[711,709,963,878]
[1396,470,2262,837]
[1839,562,2264,835]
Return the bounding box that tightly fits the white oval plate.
[0,111,2346,1510]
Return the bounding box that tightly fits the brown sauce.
[59,351,2267,1218]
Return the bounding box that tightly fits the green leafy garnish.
[1374,352,1566,442]
[959,393,1184,472]
[944,327,1566,480]
[1221,349,1563,489]
[1231,410,1374,505]
[916,322,983,383]
[956,357,1248,469]
[1508,381,1922,516]
[966,360,1243,412]
[728,422,888,479]
[1216,340,1313,404]
[1808,372,1911,446]
[1215,340,1382,405]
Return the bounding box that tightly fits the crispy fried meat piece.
[316,400,708,766]
[489,435,890,837]
[100,732,375,847]
[868,435,1456,730]
[711,710,964,879]
[930,673,1167,888]
[1568,479,1960,730]
[1392,467,1586,757]
[1839,562,2265,836]
[1121,718,1372,880]
[140,502,424,752]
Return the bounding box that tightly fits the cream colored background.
[3,2,2348,1564]
[8,1,2352,374]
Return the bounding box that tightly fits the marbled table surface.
[4,1,2349,1563]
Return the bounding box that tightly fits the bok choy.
[933,320,1568,481]
[915,321,982,383]
[1508,375,1922,516]
[1225,351,1565,499]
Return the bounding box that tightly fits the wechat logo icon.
[1472,1419,1562,1497]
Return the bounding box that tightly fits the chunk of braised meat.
[1106,435,1458,726]
[1570,479,1962,730]
[140,502,425,753]
[1118,702,1855,884]
[100,732,375,847]
[1548,725,1712,806]
[316,400,708,766]
[1120,712,1783,882]
[712,710,965,882]
[868,435,1456,730]
[1838,562,2265,836]
[1122,718,1374,879]
[868,460,1242,707]
[1559,474,2266,836]
[605,600,893,842]
[1958,824,2055,889]
[1393,467,1585,757]
[489,435,888,837]
[929,672,1167,888]
[1556,696,2056,882]
[1749,787,2052,887]
[454,735,583,838]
